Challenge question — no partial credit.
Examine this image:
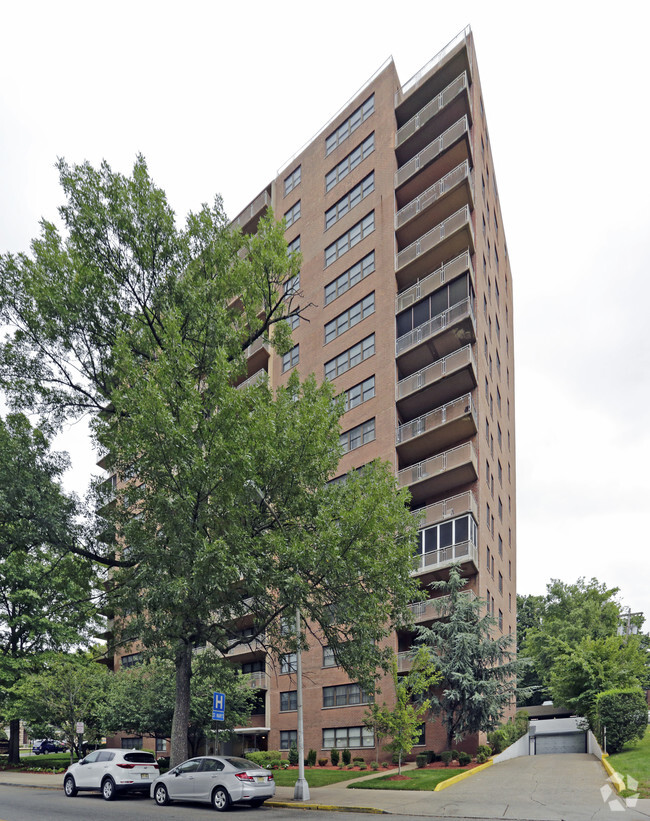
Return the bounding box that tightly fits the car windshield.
[224,757,263,770]
[124,752,156,763]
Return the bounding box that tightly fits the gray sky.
[1,1,648,622]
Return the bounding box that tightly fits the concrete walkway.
[2,755,650,819]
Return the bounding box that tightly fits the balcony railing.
[396,297,475,357]
[247,671,269,689]
[231,190,271,230]
[397,345,476,402]
[395,116,469,190]
[395,162,473,232]
[396,251,472,314]
[237,370,267,390]
[396,26,471,106]
[412,539,479,575]
[407,590,477,622]
[396,72,469,149]
[397,440,477,489]
[396,206,473,273]
[413,490,478,530]
[396,393,475,446]
[226,635,266,657]
[245,337,270,359]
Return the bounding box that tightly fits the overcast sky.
[1,1,648,623]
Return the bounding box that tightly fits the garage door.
[535,732,586,754]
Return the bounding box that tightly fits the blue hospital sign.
[212,692,225,721]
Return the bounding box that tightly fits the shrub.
[426,750,437,763]
[440,751,453,767]
[595,688,648,753]
[457,751,471,766]
[381,761,390,768]
[358,763,367,770]
[288,743,298,766]
[451,749,459,761]
[370,760,379,770]
[476,751,489,764]
[487,728,508,754]
[354,757,365,765]
[318,758,328,767]
[416,754,427,769]
[391,752,400,765]
[246,750,282,768]
[477,744,491,758]
[330,748,340,766]
[342,748,351,766]
[307,749,317,767]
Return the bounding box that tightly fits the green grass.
[608,727,650,799]
[271,767,374,787]
[0,753,74,772]
[348,767,469,791]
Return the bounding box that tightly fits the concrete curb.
[0,780,60,791]
[601,754,626,793]
[268,801,386,814]
[433,759,494,791]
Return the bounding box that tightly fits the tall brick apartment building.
[109,26,517,761]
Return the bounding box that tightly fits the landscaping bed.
[608,728,650,799]
[348,766,474,790]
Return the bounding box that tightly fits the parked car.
[150,755,275,811]
[63,748,159,800]
[32,739,67,754]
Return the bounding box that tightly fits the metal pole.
[293,607,310,800]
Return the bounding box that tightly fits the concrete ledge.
[433,758,494,791]
[601,754,626,793]
[268,801,386,813]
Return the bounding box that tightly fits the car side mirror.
[173,769,180,776]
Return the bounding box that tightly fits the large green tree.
[417,566,524,749]
[0,413,99,763]
[0,157,419,765]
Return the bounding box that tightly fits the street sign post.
[212,691,225,721]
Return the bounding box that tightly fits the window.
[324,212,374,267]
[482,215,486,236]
[495,248,499,272]
[340,418,375,453]
[326,133,375,192]
[121,737,143,749]
[497,387,501,413]
[322,646,338,668]
[509,593,512,612]
[343,375,375,411]
[325,251,375,305]
[496,351,501,376]
[323,683,371,708]
[323,726,374,749]
[496,316,500,342]
[280,653,297,674]
[486,546,491,571]
[324,333,374,380]
[156,738,168,752]
[396,274,473,338]
[509,559,512,579]
[485,459,490,485]
[280,691,297,712]
[486,502,490,526]
[486,590,491,613]
[325,173,374,230]
[495,281,500,307]
[280,730,297,750]
[284,166,301,196]
[284,200,301,229]
[494,212,499,236]
[498,534,503,557]
[498,610,503,631]
[284,273,300,295]
[497,423,502,449]
[241,659,265,674]
[498,572,503,594]
[282,344,299,373]
[121,652,143,669]
[498,460,502,485]
[416,514,477,558]
[287,313,300,330]
[325,292,375,343]
[287,236,301,255]
[325,94,374,155]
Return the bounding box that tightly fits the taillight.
[235,772,255,782]
[117,762,135,769]
[267,774,274,781]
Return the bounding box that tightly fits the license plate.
[256,776,266,783]
[140,773,150,779]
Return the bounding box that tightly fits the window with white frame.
[284,166,301,196]
[322,646,338,667]
[287,236,301,255]
[324,212,374,268]
[340,418,375,454]
[282,344,299,373]
[280,653,297,674]
[325,95,374,156]
[322,726,374,749]
[325,173,374,230]
[323,684,372,708]
[325,292,374,344]
[156,738,168,752]
[284,273,300,294]
[284,200,301,229]
[325,133,375,192]
[324,333,374,381]
[342,375,375,411]
[324,251,375,305]
[415,514,477,558]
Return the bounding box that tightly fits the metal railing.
[396,205,473,272]
[231,190,271,229]
[395,116,470,189]
[395,162,473,231]
[396,297,475,356]
[247,671,269,689]
[407,590,477,621]
[396,72,469,148]
[396,393,475,446]
[245,337,270,359]
[411,539,479,575]
[237,370,267,390]
[396,251,472,313]
[397,345,476,401]
[396,26,471,105]
[397,441,477,488]
[412,490,478,529]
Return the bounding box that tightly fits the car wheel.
[64,775,78,797]
[102,777,117,801]
[212,786,231,811]
[154,783,170,806]
[250,799,265,808]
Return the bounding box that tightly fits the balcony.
[412,539,479,577]
[413,490,478,531]
[236,369,268,390]
[396,297,476,374]
[395,117,473,207]
[397,345,477,418]
[396,72,472,164]
[231,189,271,235]
[395,206,475,289]
[226,636,266,658]
[397,441,478,503]
[247,671,269,690]
[407,590,477,624]
[244,336,271,377]
[395,162,474,248]
[396,394,477,463]
[396,251,473,313]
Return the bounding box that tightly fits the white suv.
[63,748,159,800]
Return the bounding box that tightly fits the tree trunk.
[8,718,20,765]
[170,641,192,767]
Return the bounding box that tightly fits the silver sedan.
[150,755,275,811]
